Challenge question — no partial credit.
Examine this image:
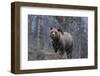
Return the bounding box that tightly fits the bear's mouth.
[50,36,55,39]
[50,36,58,40]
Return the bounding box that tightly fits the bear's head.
[50,27,63,40]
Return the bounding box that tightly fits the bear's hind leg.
[66,48,73,59]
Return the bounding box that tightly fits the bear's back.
[59,32,73,48]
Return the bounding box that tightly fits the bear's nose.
[52,32,55,35]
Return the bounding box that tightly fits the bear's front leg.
[59,50,64,56]
[52,42,58,53]
[54,47,58,53]
[59,46,64,56]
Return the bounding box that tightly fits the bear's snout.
[50,32,56,38]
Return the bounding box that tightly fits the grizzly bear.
[50,27,73,58]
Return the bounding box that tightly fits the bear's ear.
[58,28,63,34]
